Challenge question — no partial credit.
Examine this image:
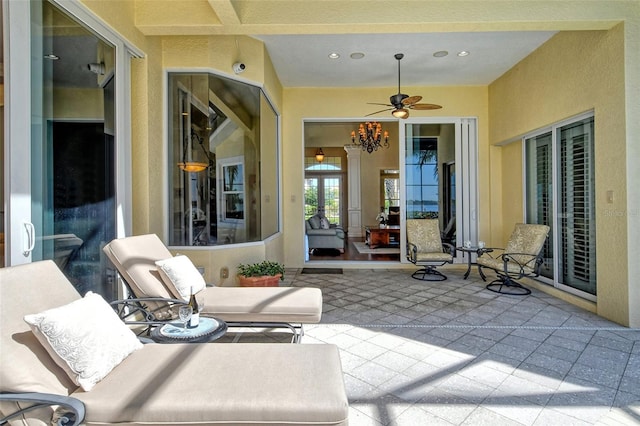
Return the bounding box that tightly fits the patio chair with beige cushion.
[406,219,454,281]
[0,260,348,426]
[477,223,550,295]
[103,234,322,343]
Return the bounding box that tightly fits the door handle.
[23,221,35,256]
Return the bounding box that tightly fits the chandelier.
[350,122,389,154]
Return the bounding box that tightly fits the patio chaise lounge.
[103,234,322,342]
[0,260,349,426]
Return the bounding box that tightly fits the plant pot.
[238,274,282,287]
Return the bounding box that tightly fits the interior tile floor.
[234,265,640,426]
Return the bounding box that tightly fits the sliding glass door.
[401,119,478,263]
[525,113,596,299]
[5,0,140,300]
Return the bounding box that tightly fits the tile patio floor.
[278,265,640,425]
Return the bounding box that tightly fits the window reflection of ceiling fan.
[366,53,442,119]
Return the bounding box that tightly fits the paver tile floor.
[286,266,640,425]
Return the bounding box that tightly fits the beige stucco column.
[344,145,363,237]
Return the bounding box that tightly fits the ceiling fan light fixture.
[392,108,409,119]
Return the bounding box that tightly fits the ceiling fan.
[366,53,442,119]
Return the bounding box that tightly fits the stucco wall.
[488,27,628,325]
[129,35,285,285]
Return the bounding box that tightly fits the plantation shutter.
[559,120,596,292]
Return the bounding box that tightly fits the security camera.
[232,62,246,74]
[87,62,105,75]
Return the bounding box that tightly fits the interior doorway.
[303,118,478,264]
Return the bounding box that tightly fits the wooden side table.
[365,225,401,249]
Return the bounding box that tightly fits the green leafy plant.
[237,261,285,280]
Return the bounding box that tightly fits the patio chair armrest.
[478,247,504,259]
[0,392,85,426]
[442,242,455,256]
[407,242,418,263]
[501,252,543,277]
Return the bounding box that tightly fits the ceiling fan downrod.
[394,53,408,102]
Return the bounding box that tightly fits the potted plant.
[237,260,285,287]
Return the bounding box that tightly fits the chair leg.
[485,275,531,295]
[411,266,447,281]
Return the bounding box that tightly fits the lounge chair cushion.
[24,291,143,391]
[73,343,348,425]
[155,255,206,300]
[0,260,79,395]
[204,286,323,323]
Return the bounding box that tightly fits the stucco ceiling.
[253,32,556,88]
[131,1,564,89]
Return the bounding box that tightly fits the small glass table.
[151,317,227,343]
[456,246,493,280]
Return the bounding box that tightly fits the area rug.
[353,241,400,255]
[301,268,343,274]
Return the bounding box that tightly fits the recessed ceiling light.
[350,52,365,59]
[44,54,60,60]
[328,53,340,59]
[457,51,470,57]
[433,51,448,58]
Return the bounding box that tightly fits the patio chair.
[477,223,550,295]
[0,260,349,426]
[103,234,321,343]
[406,219,454,281]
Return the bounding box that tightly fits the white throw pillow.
[320,217,330,229]
[155,255,206,300]
[24,291,143,392]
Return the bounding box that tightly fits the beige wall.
[489,27,629,325]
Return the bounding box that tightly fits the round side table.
[456,246,493,280]
[151,317,227,343]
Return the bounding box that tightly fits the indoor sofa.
[305,214,346,253]
[0,260,349,426]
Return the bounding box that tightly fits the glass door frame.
[304,174,344,226]
[522,110,597,302]
[4,0,143,266]
[399,117,479,264]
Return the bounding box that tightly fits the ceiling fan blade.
[410,103,443,110]
[402,95,422,106]
[367,102,393,107]
[365,108,393,116]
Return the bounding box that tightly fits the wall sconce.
[315,148,325,163]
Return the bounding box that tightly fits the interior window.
[167,73,279,246]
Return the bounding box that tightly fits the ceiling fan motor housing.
[390,93,409,108]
